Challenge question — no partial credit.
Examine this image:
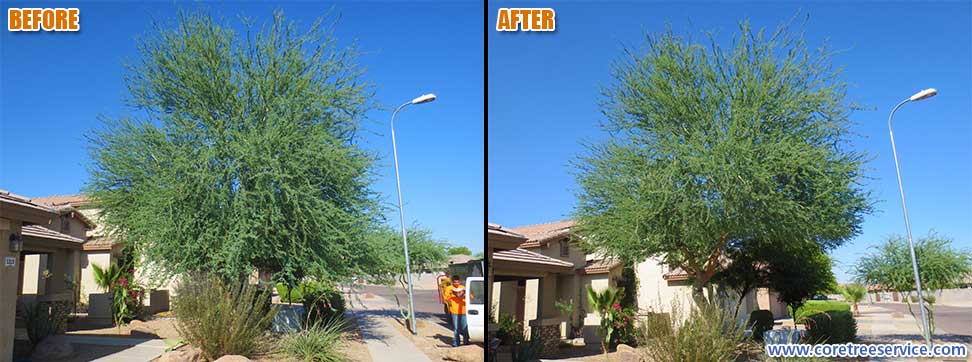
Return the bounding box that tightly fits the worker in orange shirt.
[444,275,470,346]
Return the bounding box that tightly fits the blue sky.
[488,1,972,282]
[0,1,483,253]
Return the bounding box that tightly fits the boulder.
[443,344,484,362]
[128,320,160,338]
[616,343,635,353]
[618,350,640,362]
[31,335,75,361]
[157,346,202,362]
[214,356,252,362]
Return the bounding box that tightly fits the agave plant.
[587,285,624,358]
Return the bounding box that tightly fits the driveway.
[873,302,972,337]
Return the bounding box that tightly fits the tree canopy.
[361,225,449,288]
[853,233,972,293]
[86,11,378,285]
[573,19,872,302]
[448,246,472,256]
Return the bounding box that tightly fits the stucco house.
[29,194,176,312]
[1,190,87,362]
[490,219,789,347]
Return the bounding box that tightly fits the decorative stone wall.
[531,324,560,356]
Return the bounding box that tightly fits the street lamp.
[887,88,937,347]
[390,93,436,335]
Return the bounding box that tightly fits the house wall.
[20,254,45,294]
[1,218,24,362]
[80,252,112,300]
[756,288,789,319]
[634,257,697,316]
[521,237,587,268]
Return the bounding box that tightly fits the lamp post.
[887,88,937,347]
[390,93,436,335]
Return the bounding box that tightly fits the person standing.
[444,275,470,346]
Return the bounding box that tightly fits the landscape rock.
[443,344,484,362]
[31,335,75,361]
[157,346,202,362]
[617,350,640,362]
[214,356,252,362]
[616,343,635,353]
[128,320,161,338]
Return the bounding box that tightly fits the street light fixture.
[887,87,937,347]
[390,93,437,335]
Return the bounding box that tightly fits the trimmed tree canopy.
[573,20,872,300]
[86,11,378,285]
[853,233,972,293]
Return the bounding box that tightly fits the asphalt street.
[873,302,972,337]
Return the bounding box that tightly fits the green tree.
[573,19,872,304]
[86,11,378,286]
[448,246,472,255]
[842,283,868,316]
[852,233,972,333]
[766,242,838,317]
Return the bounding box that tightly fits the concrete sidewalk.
[62,335,169,362]
[346,292,433,362]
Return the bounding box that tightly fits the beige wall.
[634,257,697,317]
[521,237,587,269]
[80,252,111,299]
[1,218,23,362]
[20,254,45,294]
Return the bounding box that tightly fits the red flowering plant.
[110,272,144,326]
[609,305,639,347]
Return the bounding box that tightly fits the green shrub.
[748,310,775,341]
[302,281,346,326]
[638,302,743,362]
[18,301,69,347]
[174,274,278,360]
[495,314,525,345]
[802,310,856,344]
[279,317,348,362]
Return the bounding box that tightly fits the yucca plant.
[279,317,349,362]
[841,284,867,316]
[587,285,624,358]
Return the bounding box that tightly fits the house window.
[61,219,71,233]
[559,239,569,257]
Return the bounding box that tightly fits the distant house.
[489,219,788,346]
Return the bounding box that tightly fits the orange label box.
[8,8,80,32]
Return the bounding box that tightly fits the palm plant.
[586,285,624,358]
[841,283,867,316]
[91,263,123,292]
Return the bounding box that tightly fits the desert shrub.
[802,310,856,344]
[279,317,348,362]
[173,274,278,360]
[302,281,346,325]
[18,301,69,346]
[748,310,775,341]
[495,314,525,345]
[638,302,744,362]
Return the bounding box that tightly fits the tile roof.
[512,220,576,248]
[0,189,56,214]
[579,258,622,275]
[22,224,85,244]
[83,235,116,251]
[487,223,527,239]
[30,194,91,207]
[492,248,574,268]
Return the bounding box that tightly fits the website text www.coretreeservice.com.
[765,342,968,358]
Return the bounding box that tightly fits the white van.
[466,276,485,342]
